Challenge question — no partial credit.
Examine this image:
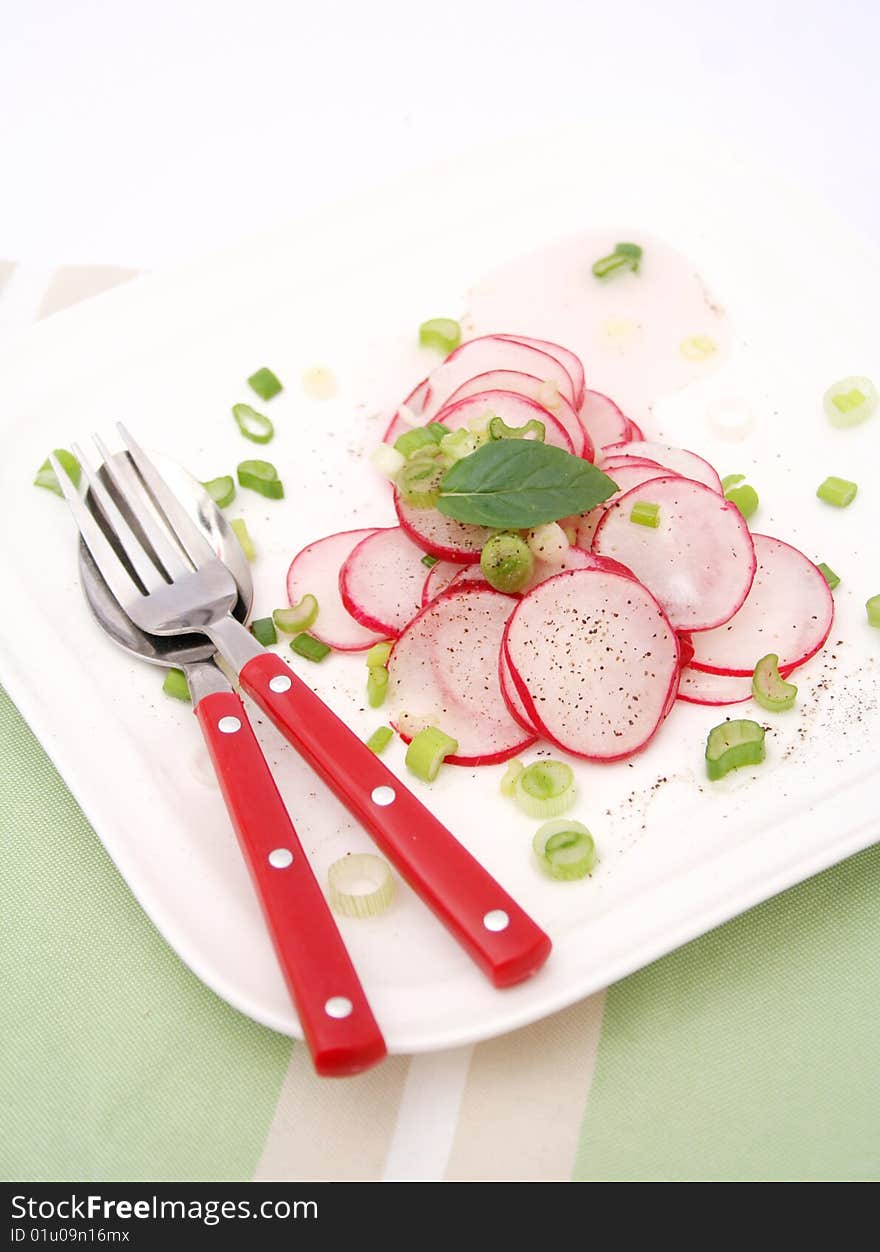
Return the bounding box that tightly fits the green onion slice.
[274,595,319,634]
[405,725,458,781]
[328,854,395,919]
[230,518,255,561]
[237,459,284,499]
[705,719,766,780]
[480,532,534,593]
[247,367,283,401]
[817,562,840,590]
[290,632,331,662]
[823,376,878,429]
[250,616,277,646]
[532,819,597,881]
[367,666,389,708]
[394,423,447,458]
[439,428,478,462]
[162,667,191,702]
[489,415,545,442]
[500,759,524,797]
[366,725,394,755]
[421,553,439,568]
[396,453,449,509]
[724,483,759,520]
[630,501,660,528]
[591,242,642,280]
[867,594,880,628]
[34,449,81,497]
[514,760,576,818]
[752,653,797,712]
[419,318,462,355]
[720,473,745,491]
[232,403,274,444]
[203,475,236,508]
[816,475,857,508]
[365,641,393,668]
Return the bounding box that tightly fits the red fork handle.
[194,689,386,1076]
[240,653,552,988]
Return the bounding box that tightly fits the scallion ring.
[232,403,274,444]
[500,759,524,797]
[823,376,877,429]
[202,475,236,508]
[328,853,395,919]
[532,820,597,881]
[405,726,458,781]
[237,459,284,499]
[274,595,319,634]
[752,653,797,712]
[705,719,766,780]
[514,760,576,818]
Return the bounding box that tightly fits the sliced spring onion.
[817,562,840,590]
[274,595,319,634]
[394,423,446,458]
[488,415,545,442]
[720,473,745,491]
[816,475,857,508]
[371,443,406,479]
[630,501,660,528]
[823,376,878,429]
[419,317,461,355]
[480,532,534,593]
[752,653,797,712]
[405,725,458,781]
[592,242,642,279]
[680,335,717,361]
[202,475,236,508]
[250,616,277,646]
[301,366,337,400]
[532,820,597,881]
[365,641,393,668]
[705,719,766,781]
[421,553,438,568]
[237,459,284,499]
[328,853,395,919]
[725,483,759,520]
[162,667,191,702]
[514,760,576,818]
[500,759,524,797]
[230,518,255,561]
[247,366,283,401]
[232,402,274,444]
[366,725,394,755]
[367,666,389,708]
[34,449,81,497]
[396,453,449,509]
[614,242,642,261]
[439,427,478,462]
[867,594,880,628]
[290,632,331,662]
[527,522,569,565]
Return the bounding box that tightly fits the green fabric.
[0,685,293,1182]
[574,843,880,1182]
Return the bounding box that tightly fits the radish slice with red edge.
[576,463,679,547]
[579,390,629,451]
[421,558,468,607]
[624,418,645,441]
[382,375,430,445]
[600,456,666,473]
[444,370,590,459]
[395,490,491,561]
[592,476,757,632]
[431,390,574,453]
[677,668,754,705]
[286,529,387,651]
[339,526,430,636]
[503,568,680,761]
[688,534,834,675]
[447,545,625,598]
[498,646,538,735]
[387,584,535,765]
[602,440,723,493]
[495,334,586,411]
[422,335,576,417]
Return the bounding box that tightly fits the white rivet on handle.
[218,716,241,734]
[268,848,294,868]
[483,909,509,932]
[325,996,353,1019]
[269,675,292,693]
[371,785,396,807]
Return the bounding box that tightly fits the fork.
[51,428,552,989]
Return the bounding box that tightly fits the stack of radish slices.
[286,333,834,765]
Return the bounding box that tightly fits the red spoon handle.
[240,653,552,987]
[194,688,386,1075]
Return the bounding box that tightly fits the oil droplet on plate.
[705,396,756,441]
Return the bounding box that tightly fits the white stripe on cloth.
[381,1047,473,1182]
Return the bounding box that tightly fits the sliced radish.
[421,559,467,607]
[422,335,576,416]
[339,526,429,636]
[447,545,611,598]
[600,456,666,473]
[688,534,834,675]
[579,390,629,451]
[499,646,539,735]
[576,463,677,547]
[625,418,645,441]
[395,491,491,561]
[432,390,574,453]
[592,476,756,632]
[503,568,680,761]
[495,334,586,411]
[286,529,387,651]
[382,375,430,444]
[387,585,535,765]
[602,440,723,493]
[444,370,590,458]
[677,667,755,706]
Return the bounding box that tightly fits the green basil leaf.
[437,440,618,529]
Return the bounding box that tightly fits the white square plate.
[2,127,878,1052]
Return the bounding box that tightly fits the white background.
[2,0,878,268]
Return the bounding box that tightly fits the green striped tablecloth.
[1,265,878,1183]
